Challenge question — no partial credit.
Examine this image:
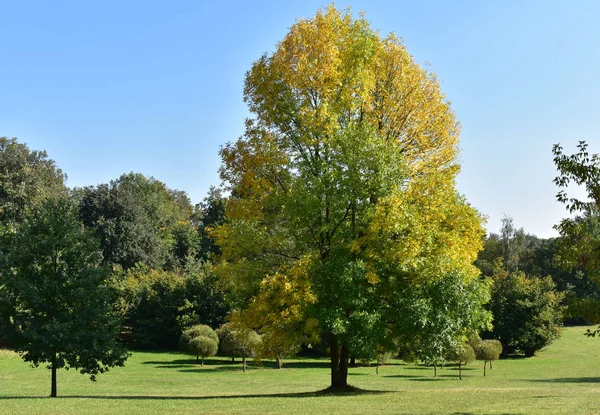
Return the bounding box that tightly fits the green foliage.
[553,142,600,336]
[188,337,218,365]
[487,267,563,356]
[466,331,482,349]
[474,340,501,376]
[487,339,503,356]
[76,172,195,270]
[119,261,227,350]
[0,137,66,224]
[219,320,261,372]
[216,5,485,388]
[475,340,501,361]
[216,323,237,358]
[0,198,128,396]
[448,343,476,365]
[397,272,491,376]
[447,342,475,380]
[179,324,218,365]
[197,187,226,260]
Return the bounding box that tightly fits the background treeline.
[0,136,592,358]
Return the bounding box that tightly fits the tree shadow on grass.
[383,374,423,379]
[278,361,332,369]
[0,388,393,401]
[143,358,253,373]
[143,358,332,371]
[451,413,519,415]
[529,377,600,383]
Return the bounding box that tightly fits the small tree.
[233,328,261,373]
[0,198,128,397]
[257,331,301,369]
[188,337,218,366]
[180,324,219,365]
[447,343,475,380]
[217,323,237,362]
[474,340,500,376]
[217,320,261,372]
[488,268,563,356]
[486,339,503,369]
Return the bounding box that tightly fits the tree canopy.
[215,5,486,389]
[0,198,128,397]
[0,137,66,224]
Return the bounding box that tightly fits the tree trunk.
[276,355,282,369]
[231,356,235,362]
[349,356,356,367]
[201,356,204,367]
[329,333,349,389]
[490,360,493,369]
[484,360,487,376]
[196,355,199,364]
[50,353,57,398]
[458,363,462,380]
[376,362,379,375]
[242,355,247,373]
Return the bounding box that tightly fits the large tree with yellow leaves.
[215,6,487,389]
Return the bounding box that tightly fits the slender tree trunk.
[349,357,356,367]
[459,363,462,380]
[329,333,349,389]
[276,355,282,369]
[50,353,57,398]
[242,355,247,373]
[490,360,493,369]
[376,362,379,375]
[231,356,235,363]
[484,361,487,376]
[196,355,199,363]
[201,357,204,367]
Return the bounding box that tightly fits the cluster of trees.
[3,5,600,395]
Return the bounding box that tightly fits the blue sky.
[1,1,599,237]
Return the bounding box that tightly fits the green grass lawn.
[1,326,600,414]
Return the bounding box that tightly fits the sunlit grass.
[1,326,599,414]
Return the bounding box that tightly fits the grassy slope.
[1,326,599,414]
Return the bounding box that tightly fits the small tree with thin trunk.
[447,343,475,380]
[188,337,218,366]
[180,324,219,365]
[217,323,237,362]
[474,340,500,376]
[486,339,502,369]
[0,198,128,397]
[232,328,261,372]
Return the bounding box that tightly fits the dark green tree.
[0,137,66,224]
[486,267,563,356]
[76,172,194,270]
[197,187,226,260]
[0,198,128,397]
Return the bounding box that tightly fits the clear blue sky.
[1,0,599,238]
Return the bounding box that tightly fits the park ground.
[1,326,599,414]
